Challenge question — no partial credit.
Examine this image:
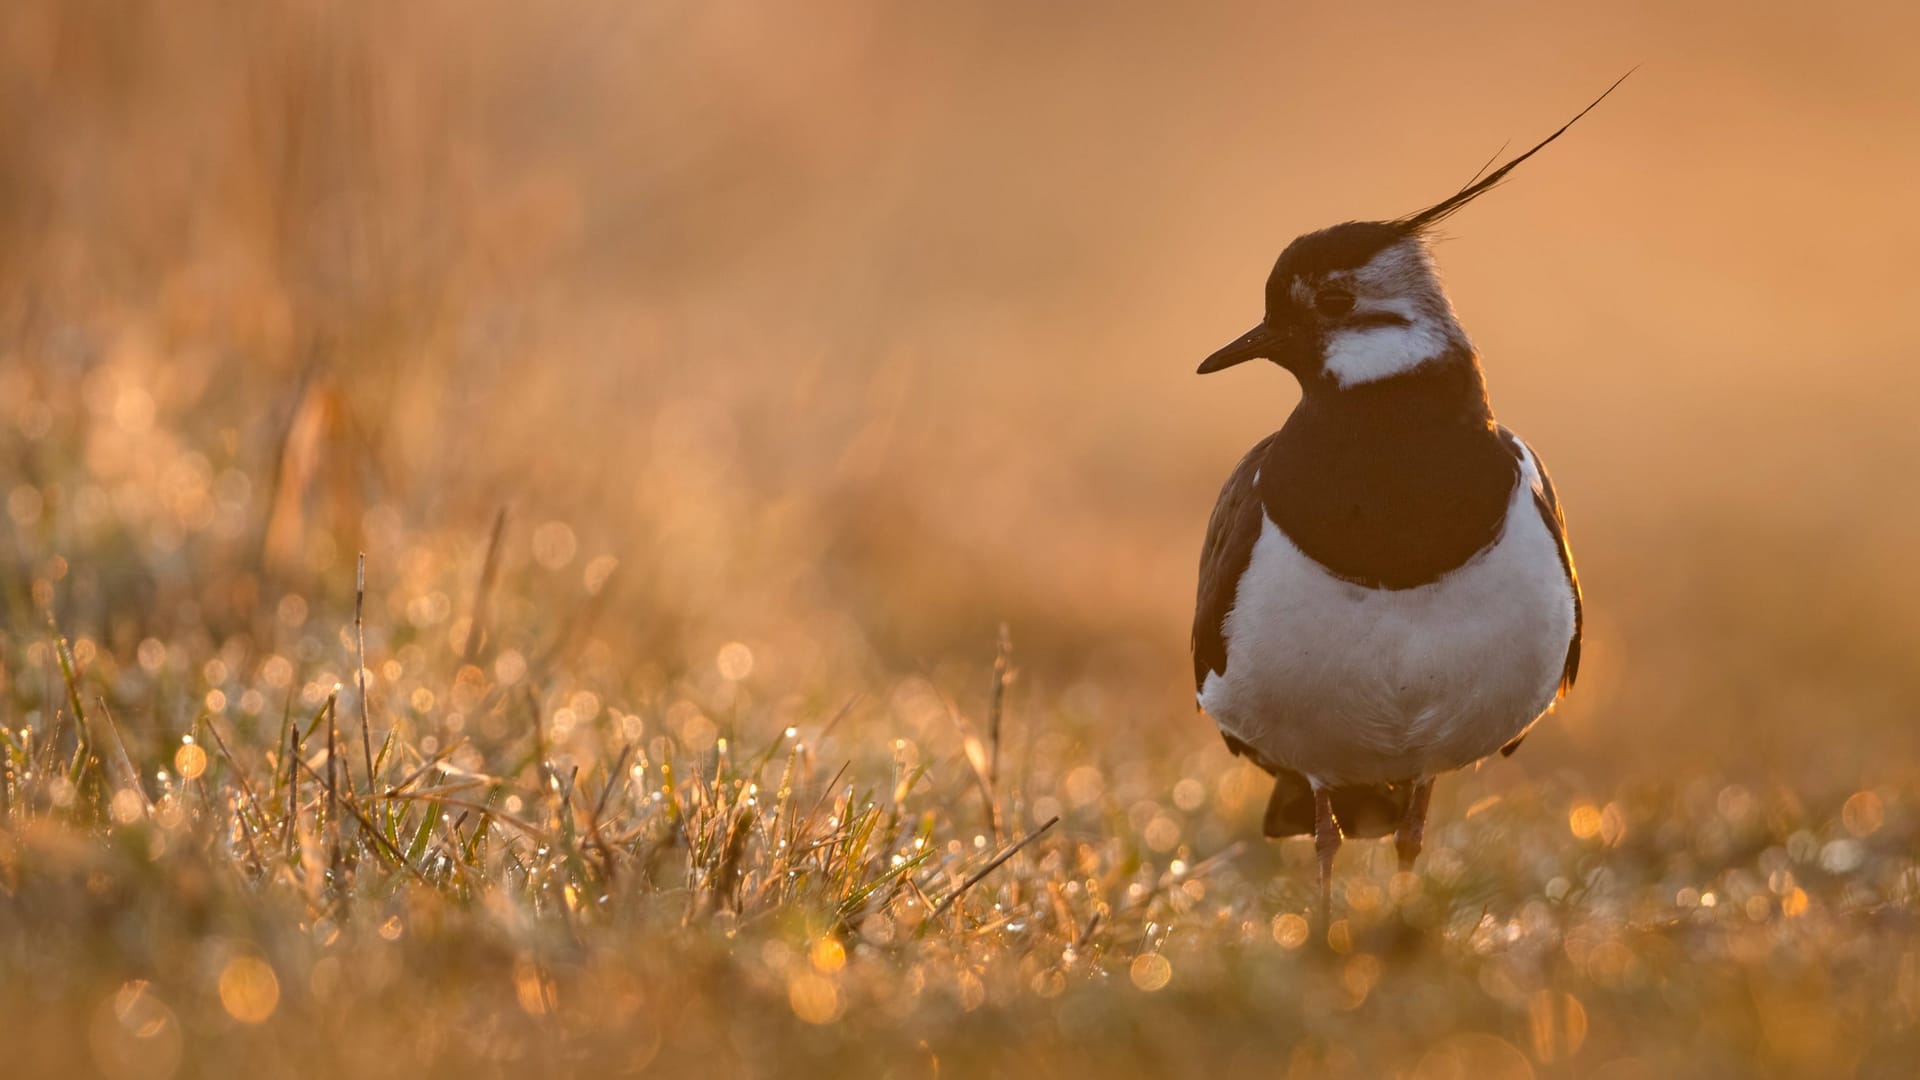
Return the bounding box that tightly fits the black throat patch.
[1257,359,1517,589]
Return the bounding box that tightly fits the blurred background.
[3,0,1918,798]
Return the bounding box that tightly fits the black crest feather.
[1394,70,1634,234]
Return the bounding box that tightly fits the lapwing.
[1190,81,1622,922]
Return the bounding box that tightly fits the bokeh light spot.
[109,789,144,825]
[532,521,578,570]
[788,972,841,1024]
[1272,912,1310,948]
[218,956,281,1024]
[1842,790,1884,837]
[1129,953,1172,992]
[89,981,182,1080]
[1569,803,1603,840]
[173,743,207,780]
[716,641,754,681]
[810,936,846,974]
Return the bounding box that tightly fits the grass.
[3,511,1919,1078]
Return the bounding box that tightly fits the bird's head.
[1198,73,1631,391]
[1198,221,1464,388]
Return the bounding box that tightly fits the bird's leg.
[1394,778,1435,872]
[1312,786,1340,930]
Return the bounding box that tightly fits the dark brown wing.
[1197,436,1428,837]
[1499,427,1582,694]
[1192,434,1278,694]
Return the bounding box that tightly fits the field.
[5,3,1920,1077]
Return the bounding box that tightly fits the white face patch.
[1312,239,1470,388]
[1323,317,1454,387]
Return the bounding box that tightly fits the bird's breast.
[1199,474,1576,786]
[1258,416,1518,590]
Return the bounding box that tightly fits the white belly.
[1198,475,1575,786]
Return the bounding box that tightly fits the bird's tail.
[1262,772,1411,839]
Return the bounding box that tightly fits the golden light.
[788,972,840,1024]
[1842,791,1885,838]
[173,742,207,781]
[1128,953,1172,992]
[109,789,144,826]
[1568,803,1603,840]
[809,937,847,974]
[513,960,557,1016]
[1528,990,1589,1063]
[218,957,281,1024]
[716,641,755,681]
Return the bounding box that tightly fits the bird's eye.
[1314,288,1356,318]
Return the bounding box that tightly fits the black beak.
[1197,323,1273,374]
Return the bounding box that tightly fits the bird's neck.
[1296,345,1494,430]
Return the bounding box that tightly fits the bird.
[1189,81,1623,925]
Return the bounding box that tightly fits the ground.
[3,549,1918,1077]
